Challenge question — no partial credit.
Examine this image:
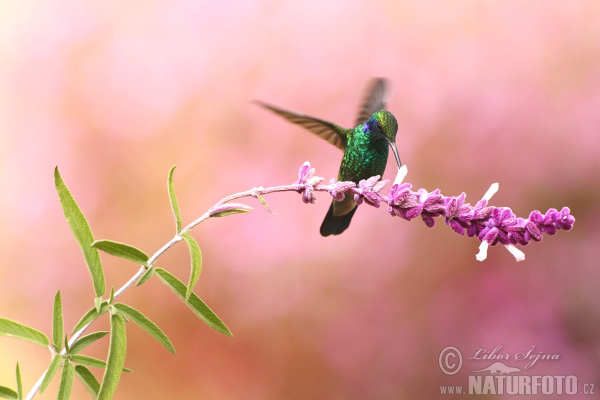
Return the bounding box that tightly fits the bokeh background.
[1,1,599,399]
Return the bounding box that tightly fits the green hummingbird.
[255,78,402,236]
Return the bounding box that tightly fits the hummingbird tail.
[320,203,358,237]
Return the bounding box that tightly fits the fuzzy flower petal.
[353,176,388,207]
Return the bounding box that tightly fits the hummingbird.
[255,78,401,236]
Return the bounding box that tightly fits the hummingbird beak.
[388,141,402,168]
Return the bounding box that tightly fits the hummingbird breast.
[338,131,389,183]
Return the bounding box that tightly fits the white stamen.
[393,165,408,186]
[505,244,525,262]
[476,241,489,261]
[482,183,499,201]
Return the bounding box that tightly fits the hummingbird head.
[365,110,402,168]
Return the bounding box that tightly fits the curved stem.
[25,181,312,400]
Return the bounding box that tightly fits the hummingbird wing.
[254,101,348,151]
[355,78,388,126]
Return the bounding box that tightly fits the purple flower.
[466,199,495,237]
[555,207,575,230]
[387,183,419,219]
[353,176,388,207]
[405,188,445,227]
[327,179,356,202]
[478,207,520,245]
[294,162,324,204]
[444,193,472,235]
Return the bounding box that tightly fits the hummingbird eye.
[376,122,383,132]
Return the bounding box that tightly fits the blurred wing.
[355,78,388,126]
[255,101,347,150]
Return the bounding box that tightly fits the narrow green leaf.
[0,386,17,399]
[136,267,154,287]
[71,355,131,372]
[64,334,70,354]
[15,363,21,400]
[154,268,231,336]
[97,313,127,400]
[91,240,149,265]
[72,302,108,334]
[40,355,62,393]
[71,355,105,369]
[70,331,109,354]
[182,234,202,300]
[108,287,115,305]
[52,291,63,351]
[210,203,253,218]
[74,365,100,397]
[94,297,102,314]
[168,166,182,234]
[256,193,277,214]
[113,303,175,354]
[57,360,74,400]
[54,168,106,297]
[0,318,49,347]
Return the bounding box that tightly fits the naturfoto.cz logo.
[438,345,595,396]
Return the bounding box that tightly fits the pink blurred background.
[1,1,599,399]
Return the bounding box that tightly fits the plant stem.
[25,182,309,399]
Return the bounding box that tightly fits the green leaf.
[71,355,131,372]
[71,356,131,372]
[210,203,253,218]
[70,331,109,354]
[108,287,115,305]
[0,318,49,347]
[154,268,231,336]
[64,334,70,354]
[97,313,127,400]
[182,234,202,300]
[0,386,17,399]
[40,355,62,393]
[54,168,105,297]
[71,355,105,369]
[136,267,154,287]
[256,193,277,214]
[72,302,108,334]
[52,291,63,351]
[92,240,149,265]
[94,296,102,314]
[168,166,182,234]
[74,365,100,397]
[15,363,21,400]
[113,303,175,354]
[57,360,74,400]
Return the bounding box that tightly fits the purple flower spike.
[292,162,575,261]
